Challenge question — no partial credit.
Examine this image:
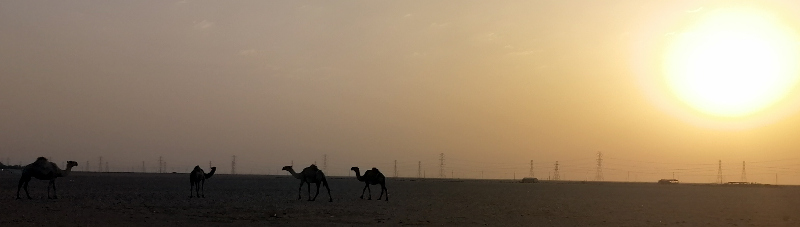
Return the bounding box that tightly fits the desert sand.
[1,171,799,226]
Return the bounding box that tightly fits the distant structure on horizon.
[553,161,560,180]
[595,152,604,181]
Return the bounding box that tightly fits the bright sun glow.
[663,8,800,118]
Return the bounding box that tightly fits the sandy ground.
[1,171,799,226]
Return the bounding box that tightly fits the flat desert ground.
[2,172,800,226]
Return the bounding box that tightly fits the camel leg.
[312,182,321,201]
[200,180,205,198]
[189,181,195,198]
[366,184,372,200]
[297,181,304,200]
[323,180,332,202]
[360,184,368,199]
[24,181,32,199]
[49,180,58,199]
[378,184,388,201]
[307,182,314,201]
[17,175,30,199]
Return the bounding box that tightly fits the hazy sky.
[2,1,800,184]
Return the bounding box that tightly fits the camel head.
[350,167,360,172]
[281,166,293,171]
[66,161,78,168]
[210,167,216,171]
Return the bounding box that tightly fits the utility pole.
[142,161,146,173]
[106,161,109,172]
[209,161,212,169]
[553,161,560,180]
[595,152,604,181]
[394,160,398,177]
[231,155,237,175]
[717,160,723,184]
[439,153,445,178]
[158,156,163,173]
[741,161,746,182]
[99,156,103,172]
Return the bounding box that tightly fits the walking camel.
[282,164,333,202]
[17,157,78,199]
[189,165,217,198]
[350,167,388,201]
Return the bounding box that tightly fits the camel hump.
[36,157,48,162]
[309,164,318,170]
[372,167,380,172]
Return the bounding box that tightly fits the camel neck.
[286,169,302,179]
[59,165,74,177]
[353,169,363,181]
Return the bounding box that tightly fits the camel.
[17,157,78,199]
[350,167,388,201]
[282,164,332,202]
[189,165,216,198]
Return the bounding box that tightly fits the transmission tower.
[439,153,445,178]
[142,161,146,173]
[529,160,534,177]
[86,161,90,172]
[105,161,109,172]
[98,156,103,172]
[323,154,328,171]
[231,155,237,175]
[595,152,604,181]
[741,161,746,182]
[716,160,723,184]
[418,161,422,178]
[158,156,163,173]
[393,160,398,177]
[553,161,560,180]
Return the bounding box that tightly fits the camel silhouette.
[282,164,332,202]
[17,157,78,199]
[350,167,388,201]
[189,165,216,198]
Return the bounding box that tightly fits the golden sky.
[1,0,799,184]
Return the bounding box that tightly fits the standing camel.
[350,167,388,201]
[17,157,78,199]
[189,165,217,198]
[282,164,332,202]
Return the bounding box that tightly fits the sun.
[662,7,800,118]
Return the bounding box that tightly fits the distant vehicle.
[521,177,539,183]
[658,179,679,184]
